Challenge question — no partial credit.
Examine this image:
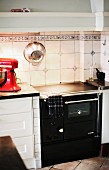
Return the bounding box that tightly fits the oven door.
[63,93,98,123]
[63,93,99,140]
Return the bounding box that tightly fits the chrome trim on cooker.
[65,98,98,104]
[40,90,100,99]
[95,93,101,138]
[62,90,99,97]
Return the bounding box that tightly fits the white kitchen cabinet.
[0,97,32,115]
[13,135,34,159]
[102,90,109,144]
[33,96,42,169]
[0,112,32,137]
[0,97,35,169]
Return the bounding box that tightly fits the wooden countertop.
[0,136,27,170]
[0,83,39,99]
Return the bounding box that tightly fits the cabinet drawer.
[13,135,34,159]
[0,97,32,115]
[0,112,33,137]
[64,120,96,140]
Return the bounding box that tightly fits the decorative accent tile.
[73,65,77,71]
[43,68,48,73]
[91,50,95,56]
[0,33,101,42]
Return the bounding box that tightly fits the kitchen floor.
[34,156,109,170]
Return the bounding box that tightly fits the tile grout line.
[98,157,108,169]
[73,161,81,170]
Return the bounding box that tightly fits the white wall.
[0,0,92,12]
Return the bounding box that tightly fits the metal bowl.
[23,41,46,63]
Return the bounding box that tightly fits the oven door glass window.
[65,99,98,122]
[68,102,90,118]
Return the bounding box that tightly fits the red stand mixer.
[0,58,21,92]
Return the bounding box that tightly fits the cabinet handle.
[58,128,63,133]
[65,98,98,104]
[88,132,94,135]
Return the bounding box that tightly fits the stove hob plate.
[33,82,98,97]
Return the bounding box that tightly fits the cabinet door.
[0,97,32,115]
[13,135,34,159]
[0,112,33,138]
[102,90,109,144]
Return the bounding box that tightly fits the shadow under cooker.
[35,82,102,167]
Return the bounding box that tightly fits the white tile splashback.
[45,41,60,54]
[100,32,109,81]
[46,70,60,85]
[93,41,101,53]
[61,69,74,83]
[80,41,93,54]
[46,54,60,70]
[61,54,74,69]
[61,41,75,53]
[93,53,101,69]
[106,41,109,54]
[0,42,13,56]
[0,31,109,85]
[30,71,46,86]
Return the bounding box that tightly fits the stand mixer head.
[0,58,21,92]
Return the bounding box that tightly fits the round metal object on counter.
[23,41,46,63]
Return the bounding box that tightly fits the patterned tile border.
[0,34,101,42]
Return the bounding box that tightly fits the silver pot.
[23,41,46,63]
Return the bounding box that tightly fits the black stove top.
[33,82,98,97]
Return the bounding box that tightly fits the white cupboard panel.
[0,112,33,137]
[0,97,32,115]
[13,135,34,159]
[102,90,109,144]
[24,158,36,169]
[33,96,39,109]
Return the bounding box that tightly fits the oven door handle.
[64,98,98,104]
